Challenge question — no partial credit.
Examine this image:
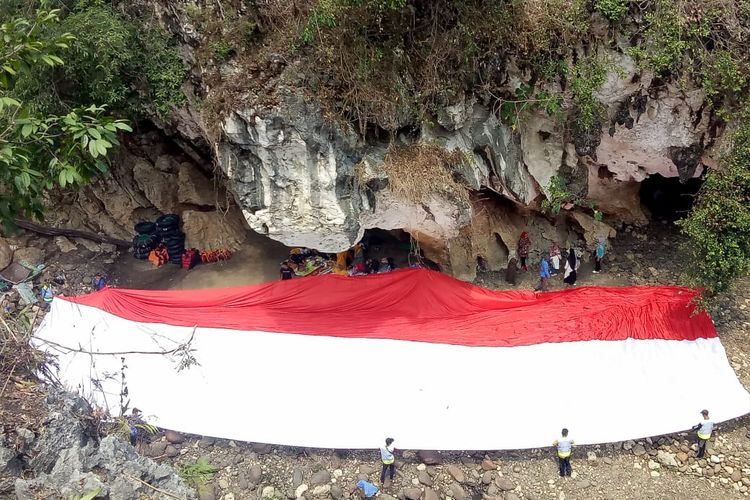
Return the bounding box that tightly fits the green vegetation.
[13,0,186,118]
[678,110,750,297]
[570,56,608,133]
[210,40,234,62]
[541,175,602,221]
[594,0,629,22]
[179,457,218,489]
[0,1,131,228]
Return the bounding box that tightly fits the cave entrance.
[361,228,413,268]
[639,174,703,221]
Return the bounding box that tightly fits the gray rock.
[576,479,591,489]
[249,464,263,484]
[505,494,521,500]
[15,428,35,451]
[632,444,647,456]
[148,440,168,457]
[310,470,331,486]
[418,470,433,486]
[732,470,742,482]
[424,488,439,500]
[448,482,469,500]
[293,467,304,488]
[495,477,515,491]
[447,464,466,483]
[198,484,217,500]
[417,450,442,465]
[165,445,179,458]
[402,487,422,500]
[656,450,678,468]
[331,484,344,500]
[482,471,494,485]
[165,430,185,444]
[0,446,22,475]
[262,486,278,499]
[312,484,331,497]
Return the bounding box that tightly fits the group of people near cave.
[508,231,607,292]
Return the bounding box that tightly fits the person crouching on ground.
[535,253,551,292]
[352,479,379,498]
[380,437,396,484]
[692,409,714,458]
[553,428,574,477]
[92,273,107,291]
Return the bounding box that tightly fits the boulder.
[13,247,45,267]
[402,487,422,500]
[495,477,515,491]
[417,450,442,465]
[181,209,246,250]
[249,464,263,484]
[632,444,647,456]
[424,488,439,500]
[133,159,178,213]
[447,464,465,483]
[310,470,331,486]
[311,484,331,497]
[165,430,185,444]
[178,162,217,207]
[418,471,433,486]
[0,238,11,270]
[656,450,678,468]
[480,459,496,471]
[295,484,308,498]
[292,467,304,488]
[448,482,469,500]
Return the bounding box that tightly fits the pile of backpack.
[132,214,185,265]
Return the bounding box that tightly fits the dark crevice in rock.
[669,144,703,183]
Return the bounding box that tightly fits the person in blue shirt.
[92,273,107,291]
[593,237,606,274]
[535,253,551,292]
[352,479,379,498]
[39,284,54,308]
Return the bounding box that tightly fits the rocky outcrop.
[51,131,248,251]
[4,389,194,499]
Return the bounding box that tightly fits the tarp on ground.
[32,269,750,450]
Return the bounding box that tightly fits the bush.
[678,111,750,297]
[594,0,629,21]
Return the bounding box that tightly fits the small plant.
[299,0,338,45]
[594,0,629,22]
[71,488,101,500]
[179,457,218,488]
[210,40,233,62]
[499,84,563,130]
[541,175,601,219]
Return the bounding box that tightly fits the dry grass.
[380,143,469,204]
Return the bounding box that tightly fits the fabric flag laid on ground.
[33,268,750,450]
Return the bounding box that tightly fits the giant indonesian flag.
[34,269,750,450]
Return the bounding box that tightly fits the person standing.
[505,256,518,285]
[280,262,294,280]
[517,232,531,271]
[535,253,550,291]
[380,437,396,484]
[553,428,574,477]
[563,248,579,286]
[549,242,561,276]
[593,237,605,274]
[692,409,714,458]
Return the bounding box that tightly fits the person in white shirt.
[379,437,396,484]
[552,428,574,477]
[692,409,714,458]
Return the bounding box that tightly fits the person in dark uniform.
[280,262,294,280]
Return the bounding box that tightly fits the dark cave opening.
[639,174,703,221]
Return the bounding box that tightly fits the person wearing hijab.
[563,248,579,285]
[517,231,531,271]
[593,237,606,274]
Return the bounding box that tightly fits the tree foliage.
[0,0,131,227]
[678,112,750,297]
[13,0,187,118]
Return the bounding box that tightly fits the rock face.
[11,389,194,499]
[203,45,712,279]
[51,131,247,251]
